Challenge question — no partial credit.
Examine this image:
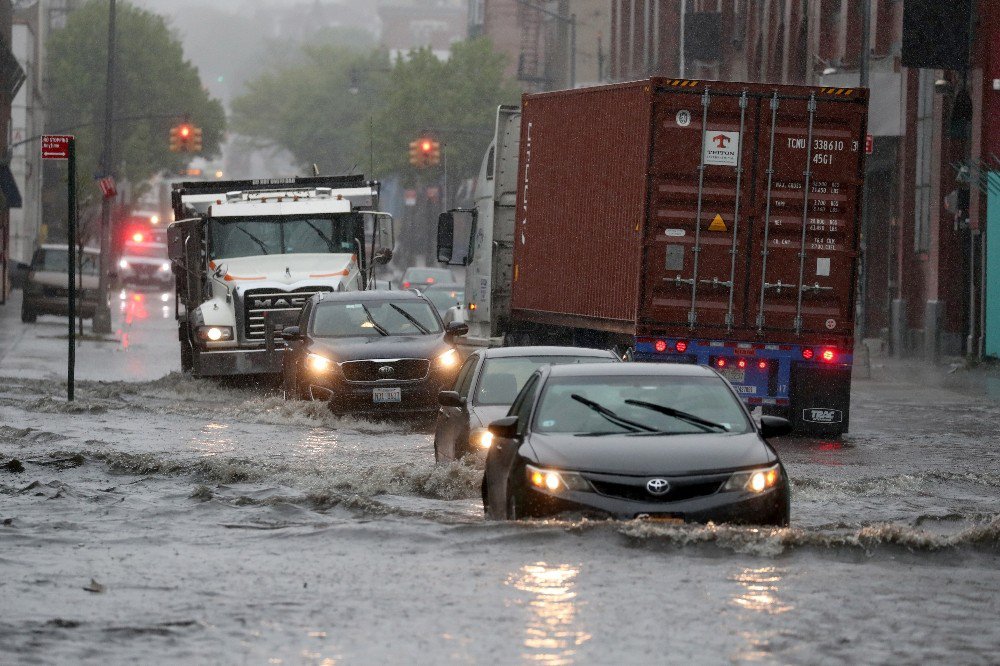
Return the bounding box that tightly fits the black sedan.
[434,346,620,461]
[482,363,792,525]
[280,291,467,414]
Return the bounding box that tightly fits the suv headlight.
[196,325,233,342]
[158,261,171,272]
[306,353,334,373]
[525,464,591,492]
[723,463,782,493]
[435,348,459,369]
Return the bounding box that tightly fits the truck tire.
[20,307,36,323]
[180,339,194,374]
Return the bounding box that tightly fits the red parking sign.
[42,135,73,159]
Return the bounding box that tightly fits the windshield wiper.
[305,220,337,252]
[624,399,729,433]
[360,304,389,336]
[570,394,657,433]
[388,303,431,334]
[232,224,270,254]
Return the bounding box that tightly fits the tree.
[45,0,226,201]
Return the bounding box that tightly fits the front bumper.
[306,374,453,414]
[521,482,789,525]
[194,347,284,376]
[23,293,98,318]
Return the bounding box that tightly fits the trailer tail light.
[654,340,667,353]
[132,232,144,243]
[821,348,836,362]
[675,340,688,353]
[758,360,768,370]
[802,348,814,360]
[737,359,747,369]
[716,358,727,368]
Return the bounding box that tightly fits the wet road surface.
[0,290,998,663]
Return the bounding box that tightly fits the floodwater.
[0,290,998,663]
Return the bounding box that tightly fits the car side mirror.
[213,262,227,279]
[488,416,520,440]
[438,390,465,408]
[759,415,793,439]
[445,320,468,338]
[437,212,455,264]
[373,247,393,265]
[280,325,302,341]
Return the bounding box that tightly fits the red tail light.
[821,348,836,362]
[716,358,727,368]
[758,360,768,370]
[737,359,747,369]
[132,232,144,243]
[802,348,814,360]
[426,277,435,284]
[654,340,667,353]
[675,341,688,353]
[402,281,411,288]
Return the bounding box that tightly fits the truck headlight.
[723,463,782,493]
[435,348,459,369]
[525,464,590,492]
[196,325,233,342]
[306,353,333,373]
[158,261,171,272]
[470,428,493,449]
[118,258,129,269]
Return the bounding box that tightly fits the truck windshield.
[208,214,363,260]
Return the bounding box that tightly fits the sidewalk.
[0,288,179,382]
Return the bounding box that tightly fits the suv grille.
[588,477,724,503]
[340,359,430,383]
[242,287,333,342]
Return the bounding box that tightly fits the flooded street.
[1,292,998,663]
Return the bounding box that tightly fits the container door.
[644,88,758,334]
[747,92,865,340]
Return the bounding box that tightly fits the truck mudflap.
[193,348,284,377]
[633,337,852,436]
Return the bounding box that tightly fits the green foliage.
[232,37,520,188]
[46,0,226,199]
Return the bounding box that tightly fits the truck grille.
[588,477,724,503]
[340,359,430,383]
[242,287,333,342]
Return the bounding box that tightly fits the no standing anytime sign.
[41,135,73,159]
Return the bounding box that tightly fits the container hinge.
[793,315,803,331]
[762,280,791,293]
[800,283,834,293]
[699,277,732,288]
[687,310,697,327]
[666,276,695,287]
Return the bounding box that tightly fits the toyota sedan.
[482,363,792,525]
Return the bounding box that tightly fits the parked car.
[482,363,792,525]
[21,245,101,323]
[280,290,468,414]
[400,267,455,292]
[434,346,620,461]
[117,236,171,288]
[422,283,464,317]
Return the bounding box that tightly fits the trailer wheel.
[180,339,194,374]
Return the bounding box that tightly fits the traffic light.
[169,122,202,152]
[409,137,440,168]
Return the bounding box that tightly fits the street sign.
[404,189,417,206]
[41,135,73,160]
[865,133,874,155]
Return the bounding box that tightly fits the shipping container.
[511,78,868,348]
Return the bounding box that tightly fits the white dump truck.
[168,175,394,377]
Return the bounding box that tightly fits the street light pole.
[857,0,871,343]
[93,0,118,334]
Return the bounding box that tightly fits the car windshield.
[122,242,167,258]
[33,249,100,276]
[475,356,616,406]
[312,301,442,337]
[208,213,363,260]
[424,288,463,313]
[532,375,752,435]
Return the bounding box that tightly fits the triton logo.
[252,296,308,309]
[712,133,732,149]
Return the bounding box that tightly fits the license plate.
[636,514,684,524]
[373,387,401,403]
[720,369,745,383]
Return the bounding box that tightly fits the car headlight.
[118,258,129,269]
[196,325,233,342]
[306,353,333,373]
[158,261,171,272]
[723,463,782,493]
[525,464,590,492]
[470,428,493,450]
[435,348,459,369]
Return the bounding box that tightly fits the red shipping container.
[511,78,869,347]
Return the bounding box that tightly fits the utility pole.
[93,0,118,334]
[569,14,576,88]
[856,0,871,343]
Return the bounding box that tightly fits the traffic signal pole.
[93,0,118,335]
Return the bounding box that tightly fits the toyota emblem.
[646,478,670,496]
[377,365,395,377]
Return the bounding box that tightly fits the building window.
[913,69,934,253]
